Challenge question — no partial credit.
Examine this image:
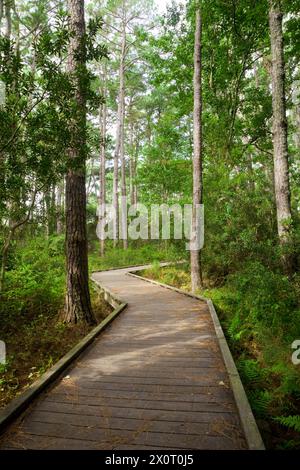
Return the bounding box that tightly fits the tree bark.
[112,69,123,247]
[0,1,3,25]
[64,0,95,324]
[133,126,139,206]
[269,0,295,274]
[119,3,127,249]
[45,186,55,238]
[292,76,300,156]
[112,3,126,248]
[190,4,203,293]
[129,122,138,207]
[129,121,135,206]
[99,63,107,256]
[112,125,120,248]
[4,0,11,38]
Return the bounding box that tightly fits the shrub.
[0,236,65,320]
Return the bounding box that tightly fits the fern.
[238,359,265,386]
[275,416,300,433]
[248,390,272,418]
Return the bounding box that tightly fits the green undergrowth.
[0,235,112,408]
[141,261,300,450]
[88,240,185,272]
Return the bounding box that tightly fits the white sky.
[155,0,172,14]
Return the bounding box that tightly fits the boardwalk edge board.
[0,280,127,435]
[127,269,265,451]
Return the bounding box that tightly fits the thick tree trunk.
[269,0,295,274]
[190,5,203,293]
[64,0,95,324]
[99,64,107,256]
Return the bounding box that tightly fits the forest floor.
[141,262,300,450]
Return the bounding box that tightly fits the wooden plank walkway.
[0,266,247,449]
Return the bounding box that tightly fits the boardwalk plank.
[45,393,235,412]
[51,386,234,403]
[35,400,240,424]
[19,421,245,450]
[27,410,239,436]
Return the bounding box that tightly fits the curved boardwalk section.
[0,266,248,450]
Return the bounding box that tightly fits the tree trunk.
[112,3,128,249]
[292,77,300,155]
[4,0,11,38]
[99,63,107,256]
[190,5,203,293]
[64,0,95,324]
[44,187,52,238]
[0,229,12,293]
[133,128,139,206]
[51,184,55,234]
[0,1,3,25]
[129,121,135,206]
[120,108,127,248]
[56,180,64,235]
[269,0,295,275]
[129,123,138,207]
[119,5,127,249]
[112,132,119,248]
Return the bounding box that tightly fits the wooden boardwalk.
[0,266,247,450]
